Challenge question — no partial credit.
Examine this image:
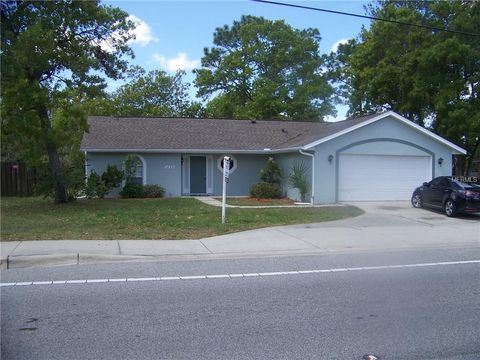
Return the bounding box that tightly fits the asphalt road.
[1,248,480,360]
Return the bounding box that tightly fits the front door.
[190,156,207,194]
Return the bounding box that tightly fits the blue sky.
[104,0,371,120]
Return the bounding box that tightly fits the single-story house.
[80,111,466,203]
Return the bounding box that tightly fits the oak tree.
[1,0,135,202]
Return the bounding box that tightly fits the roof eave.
[81,148,290,154]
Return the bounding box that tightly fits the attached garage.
[300,111,466,203]
[338,154,432,201]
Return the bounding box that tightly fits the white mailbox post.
[222,156,231,224]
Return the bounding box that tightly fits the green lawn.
[214,197,296,206]
[1,197,363,240]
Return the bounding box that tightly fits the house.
[80,111,466,203]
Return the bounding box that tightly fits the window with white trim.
[125,154,146,185]
[133,160,143,185]
[217,155,237,174]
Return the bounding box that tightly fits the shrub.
[260,158,282,186]
[101,164,123,190]
[120,182,145,198]
[85,171,107,198]
[250,182,282,199]
[85,164,123,199]
[143,184,165,198]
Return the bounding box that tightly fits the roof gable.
[302,111,466,154]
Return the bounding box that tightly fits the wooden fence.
[1,162,36,197]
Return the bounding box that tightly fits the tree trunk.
[464,137,479,177]
[39,106,68,203]
[47,142,68,203]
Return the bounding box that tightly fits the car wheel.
[444,199,456,217]
[411,193,423,208]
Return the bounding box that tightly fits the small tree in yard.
[250,158,283,199]
[260,158,282,187]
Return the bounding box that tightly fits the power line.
[251,0,480,37]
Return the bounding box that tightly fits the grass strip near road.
[214,197,296,206]
[1,197,363,241]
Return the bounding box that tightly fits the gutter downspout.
[299,149,315,205]
[84,151,88,186]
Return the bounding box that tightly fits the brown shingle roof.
[80,113,381,152]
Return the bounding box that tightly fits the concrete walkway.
[193,196,338,209]
[1,201,478,269]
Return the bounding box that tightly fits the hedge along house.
[80,111,466,203]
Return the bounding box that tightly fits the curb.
[2,243,477,270]
[1,253,160,269]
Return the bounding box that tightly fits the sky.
[103,0,372,121]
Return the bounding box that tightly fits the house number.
[164,165,175,169]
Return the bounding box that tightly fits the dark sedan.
[411,176,480,216]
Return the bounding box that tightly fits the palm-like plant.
[288,161,309,202]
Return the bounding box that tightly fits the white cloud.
[330,38,349,53]
[152,52,200,72]
[128,15,158,47]
[97,15,157,53]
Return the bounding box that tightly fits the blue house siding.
[211,154,269,196]
[312,115,456,203]
[143,154,182,196]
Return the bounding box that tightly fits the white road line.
[66,280,86,284]
[86,279,108,283]
[1,260,479,288]
[126,277,158,282]
[32,281,53,285]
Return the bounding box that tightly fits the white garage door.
[338,154,431,201]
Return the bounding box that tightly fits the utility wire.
[252,0,480,37]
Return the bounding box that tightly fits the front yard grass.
[1,197,363,241]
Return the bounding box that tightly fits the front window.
[125,155,145,185]
[134,161,143,184]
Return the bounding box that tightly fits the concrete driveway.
[1,201,478,269]
[340,201,480,227]
[198,201,479,256]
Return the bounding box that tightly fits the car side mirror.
[423,182,429,187]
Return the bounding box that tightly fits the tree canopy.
[1,0,135,202]
[331,0,479,173]
[88,67,203,117]
[194,15,335,121]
